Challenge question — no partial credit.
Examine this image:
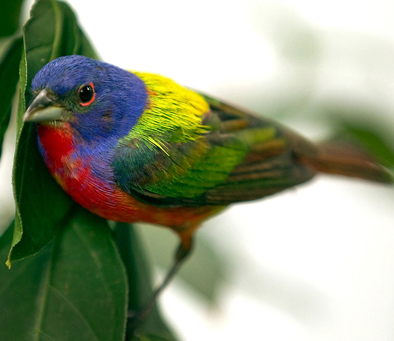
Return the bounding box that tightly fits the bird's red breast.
[37,124,222,232]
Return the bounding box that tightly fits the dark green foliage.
[0,37,22,160]
[0,0,24,38]
[115,223,176,340]
[9,0,96,264]
[0,0,176,340]
[0,209,128,341]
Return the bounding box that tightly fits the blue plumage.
[32,55,147,142]
[32,55,149,184]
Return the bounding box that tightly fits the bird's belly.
[58,166,221,231]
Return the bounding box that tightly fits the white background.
[1,1,394,340]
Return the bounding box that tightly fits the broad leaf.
[0,207,128,341]
[5,1,176,340]
[0,37,22,160]
[9,0,98,264]
[0,0,24,38]
[115,223,177,341]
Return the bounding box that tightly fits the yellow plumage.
[123,72,209,151]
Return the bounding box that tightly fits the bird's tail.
[301,140,393,184]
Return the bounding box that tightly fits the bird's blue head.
[24,55,148,143]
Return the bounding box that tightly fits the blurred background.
[1,0,394,340]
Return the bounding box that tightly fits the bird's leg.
[127,232,193,332]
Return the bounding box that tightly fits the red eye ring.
[78,82,95,106]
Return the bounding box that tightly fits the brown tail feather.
[301,141,393,184]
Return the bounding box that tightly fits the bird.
[23,55,392,325]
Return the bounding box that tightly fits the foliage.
[0,0,24,38]
[0,0,176,340]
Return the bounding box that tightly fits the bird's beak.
[23,89,63,123]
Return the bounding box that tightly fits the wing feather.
[113,87,317,207]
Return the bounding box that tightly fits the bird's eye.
[78,83,95,106]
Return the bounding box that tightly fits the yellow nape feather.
[124,72,209,151]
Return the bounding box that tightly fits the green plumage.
[122,72,209,149]
[113,73,318,206]
[144,138,247,198]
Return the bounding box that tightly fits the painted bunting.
[24,55,392,323]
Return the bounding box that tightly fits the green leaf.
[0,207,128,341]
[5,2,174,339]
[0,37,23,161]
[9,0,98,264]
[133,334,178,341]
[337,121,394,169]
[0,0,24,38]
[115,223,177,341]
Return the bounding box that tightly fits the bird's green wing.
[113,91,317,207]
[194,95,317,204]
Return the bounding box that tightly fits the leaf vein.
[48,285,101,341]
